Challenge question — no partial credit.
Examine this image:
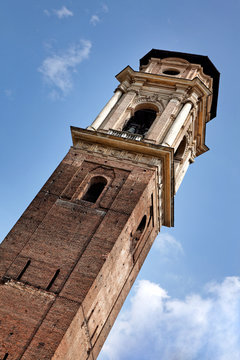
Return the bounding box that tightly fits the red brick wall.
[0,146,159,359]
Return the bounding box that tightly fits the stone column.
[87,89,123,131]
[99,90,137,131]
[162,102,192,147]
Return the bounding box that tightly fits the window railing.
[108,129,143,141]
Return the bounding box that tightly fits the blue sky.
[1,1,240,359]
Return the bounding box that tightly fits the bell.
[128,126,137,134]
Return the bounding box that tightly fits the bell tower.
[0,50,219,359]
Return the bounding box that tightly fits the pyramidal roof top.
[140,49,220,119]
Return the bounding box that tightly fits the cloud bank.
[38,40,91,99]
[101,277,240,360]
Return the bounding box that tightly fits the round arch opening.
[122,108,157,136]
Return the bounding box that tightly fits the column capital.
[170,96,182,103]
[117,77,131,93]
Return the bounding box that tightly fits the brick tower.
[0,50,219,359]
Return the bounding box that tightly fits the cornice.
[116,66,212,99]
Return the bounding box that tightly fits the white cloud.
[154,232,184,259]
[101,3,109,13]
[38,40,92,98]
[89,4,108,26]
[43,9,50,17]
[90,14,100,26]
[53,6,73,19]
[100,277,240,360]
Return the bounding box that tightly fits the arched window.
[122,109,157,136]
[174,136,187,160]
[82,176,107,203]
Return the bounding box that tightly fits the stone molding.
[132,93,165,112]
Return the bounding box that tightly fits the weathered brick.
[0,281,54,359]
[21,297,79,360]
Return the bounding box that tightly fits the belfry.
[0,49,219,359]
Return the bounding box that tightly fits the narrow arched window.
[174,136,187,160]
[123,109,157,136]
[131,215,147,252]
[82,176,107,203]
[132,215,147,244]
[137,215,147,233]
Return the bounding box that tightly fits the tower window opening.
[17,260,31,281]
[148,193,154,227]
[137,215,147,233]
[131,215,147,255]
[174,136,187,160]
[133,215,147,243]
[163,69,180,76]
[82,176,107,203]
[46,269,60,291]
[122,109,157,136]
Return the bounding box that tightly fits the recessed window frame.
[72,173,110,208]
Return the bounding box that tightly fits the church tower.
[0,50,219,359]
